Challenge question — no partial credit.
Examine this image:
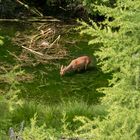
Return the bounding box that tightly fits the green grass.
[0,21,110,105]
[0,99,12,133]
[11,99,107,130]
[0,22,110,138]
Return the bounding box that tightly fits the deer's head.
[60,65,67,76]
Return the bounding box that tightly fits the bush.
[0,66,23,138]
[79,0,140,139]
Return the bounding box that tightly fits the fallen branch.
[0,18,60,22]
[43,55,66,60]
[50,35,61,47]
[12,22,68,66]
[7,51,22,62]
[16,0,43,17]
[21,46,43,56]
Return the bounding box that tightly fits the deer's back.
[70,56,90,69]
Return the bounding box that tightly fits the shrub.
[79,0,140,139]
[0,66,24,138]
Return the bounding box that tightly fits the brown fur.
[60,56,91,76]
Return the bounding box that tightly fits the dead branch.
[12,22,69,66]
[21,46,43,56]
[0,18,60,22]
[7,51,22,62]
[16,0,43,17]
[49,35,61,48]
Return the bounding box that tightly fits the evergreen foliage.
[21,114,58,140]
[79,0,140,139]
[0,36,4,45]
[0,66,23,139]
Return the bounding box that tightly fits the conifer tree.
[80,0,140,139]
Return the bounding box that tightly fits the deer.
[60,56,91,76]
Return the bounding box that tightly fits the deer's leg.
[85,64,87,70]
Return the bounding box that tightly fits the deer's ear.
[61,65,64,70]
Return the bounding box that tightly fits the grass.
[10,99,107,131]
[0,99,12,133]
[0,21,110,106]
[0,21,110,138]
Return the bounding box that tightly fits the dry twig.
[12,22,68,66]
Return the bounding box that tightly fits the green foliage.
[21,114,58,140]
[60,115,96,139]
[79,0,140,139]
[0,66,24,138]
[82,0,112,15]
[11,112,95,140]
[61,100,107,130]
[0,24,108,139]
[1,0,140,139]
[0,98,11,138]
[11,100,62,129]
[11,99,106,130]
[9,103,106,139]
[0,36,4,46]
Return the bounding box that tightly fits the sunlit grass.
[11,99,107,130]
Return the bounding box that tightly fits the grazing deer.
[60,56,91,76]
